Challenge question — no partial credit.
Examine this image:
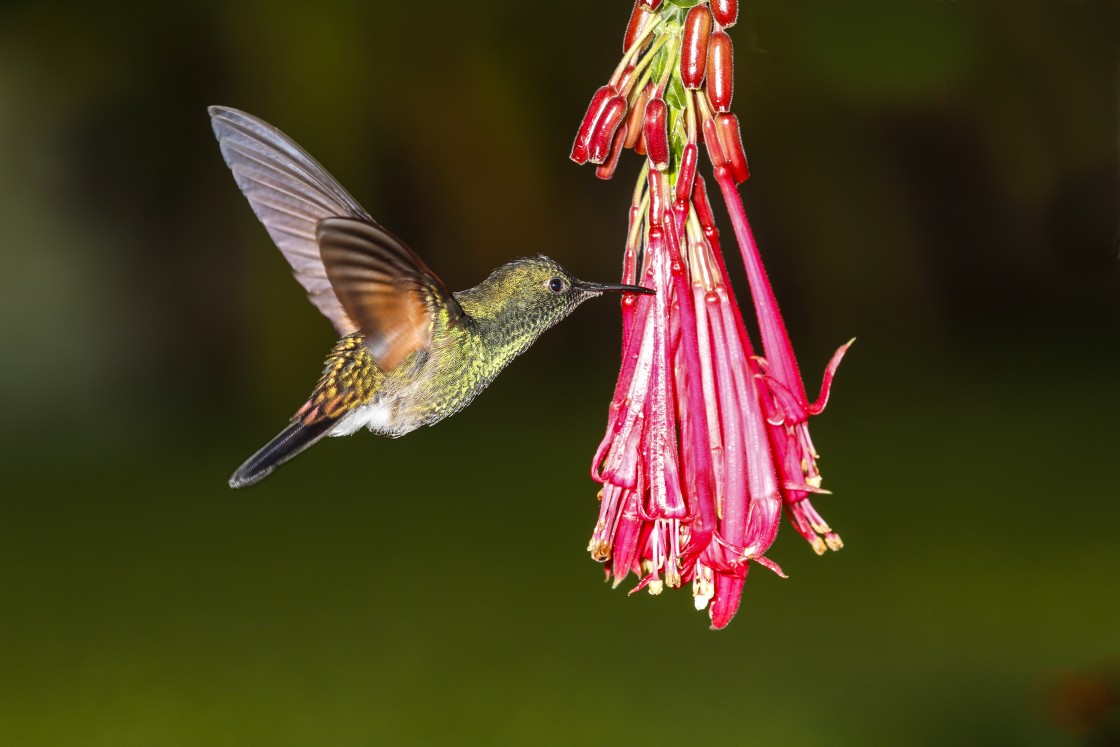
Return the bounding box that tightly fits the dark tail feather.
[229,418,338,488]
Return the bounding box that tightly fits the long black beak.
[575,279,655,295]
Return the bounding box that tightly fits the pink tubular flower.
[576,1,851,628]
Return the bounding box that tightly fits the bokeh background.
[2,1,1118,745]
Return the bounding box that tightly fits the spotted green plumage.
[298,334,381,424]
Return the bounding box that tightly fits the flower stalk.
[574,0,851,628]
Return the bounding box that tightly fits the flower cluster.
[574,0,853,629]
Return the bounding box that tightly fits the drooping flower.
[575,0,851,628]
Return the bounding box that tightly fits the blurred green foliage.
[0,1,1117,745]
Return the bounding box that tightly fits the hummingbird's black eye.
[547,277,567,294]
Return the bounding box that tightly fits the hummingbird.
[209,106,652,488]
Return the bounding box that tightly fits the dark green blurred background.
[1,1,1118,745]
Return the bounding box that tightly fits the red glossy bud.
[680,6,713,90]
[701,116,727,169]
[712,0,738,28]
[716,112,750,183]
[588,96,628,164]
[640,0,662,9]
[674,143,698,205]
[705,31,733,113]
[624,1,653,53]
[623,85,650,149]
[571,85,617,164]
[692,176,717,232]
[596,123,628,180]
[635,127,647,156]
[642,98,669,171]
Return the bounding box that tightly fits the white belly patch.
[330,402,394,437]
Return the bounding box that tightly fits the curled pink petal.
[809,338,855,415]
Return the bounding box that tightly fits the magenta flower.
[575,0,852,628]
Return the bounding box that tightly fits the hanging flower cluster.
[573,0,853,629]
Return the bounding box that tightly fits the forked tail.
[228,418,338,488]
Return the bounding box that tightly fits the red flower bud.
[674,142,698,204]
[635,127,647,156]
[624,1,653,53]
[588,95,628,164]
[639,0,662,9]
[716,112,750,183]
[571,85,617,164]
[596,122,628,180]
[705,31,733,113]
[680,6,713,90]
[691,175,717,232]
[701,116,727,169]
[642,97,669,171]
[623,85,650,149]
[712,0,738,28]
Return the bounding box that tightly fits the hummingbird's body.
[307,260,588,439]
[209,107,650,488]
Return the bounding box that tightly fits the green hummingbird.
[210,107,652,488]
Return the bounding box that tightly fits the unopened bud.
[692,176,718,232]
[596,123,628,180]
[680,6,713,90]
[701,116,727,169]
[588,96,628,164]
[674,142,698,204]
[716,112,750,183]
[571,85,617,164]
[623,85,650,149]
[705,31,733,113]
[639,0,662,9]
[624,1,653,53]
[642,98,669,171]
[712,0,738,28]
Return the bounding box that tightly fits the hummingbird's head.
[473,256,653,331]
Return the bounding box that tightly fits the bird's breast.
[329,331,497,438]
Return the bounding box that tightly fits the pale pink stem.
[707,300,745,549]
[692,286,724,511]
[693,177,756,359]
[718,292,780,519]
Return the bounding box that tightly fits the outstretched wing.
[317,217,464,372]
[209,105,371,336]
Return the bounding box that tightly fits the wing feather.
[209,105,372,335]
[317,217,464,372]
